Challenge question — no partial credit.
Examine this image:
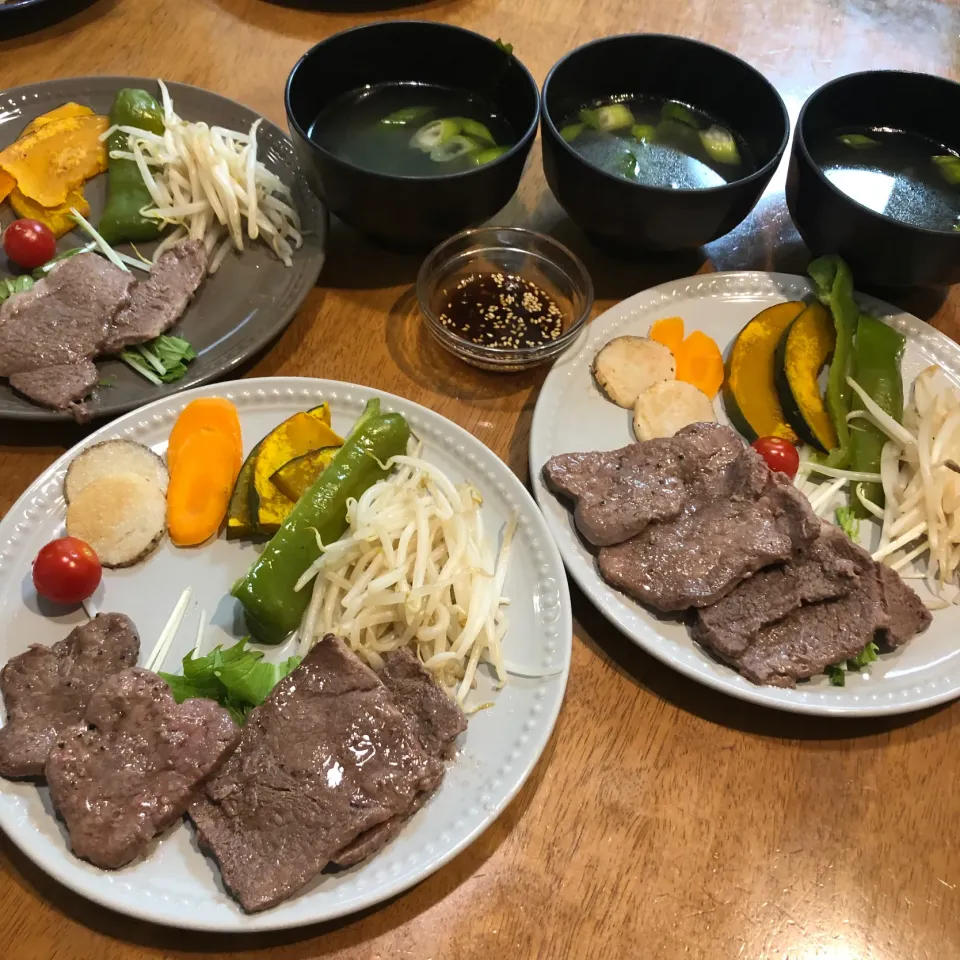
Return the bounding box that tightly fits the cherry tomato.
[32,537,102,606]
[3,219,56,270]
[751,436,800,479]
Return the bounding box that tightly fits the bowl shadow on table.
[571,580,957,741]
[0,731,557,954]
[0,0,108,44]
[319,218,427,291]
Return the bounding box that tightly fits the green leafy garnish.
[495,38,514,56]
[849,641,880,670]
[933,154,960,185]
[616,150,639,181]
[837,133,879,149]
[826,665,846,686]
[0,274,34,303]
[120,334,197,386]
[835,506,860,542]
[159,638,300,725]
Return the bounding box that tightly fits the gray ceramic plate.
[0,76,327,421]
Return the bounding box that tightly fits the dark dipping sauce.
[438,272,566,349]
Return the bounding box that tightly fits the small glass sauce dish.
[416,226,594,372]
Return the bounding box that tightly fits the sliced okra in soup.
[411,118,461,151]
[580,103,635,133]
[660,101,699,128]
[379,105,434,126]
[836,133,880,150]
[429,135,481,163]
[699,125,742,166]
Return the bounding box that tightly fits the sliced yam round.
[632,380,717,441]
[591,336,676,409]
[66,473,167,568]
[64,439,168,503]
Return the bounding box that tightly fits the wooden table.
[2,0,959,957]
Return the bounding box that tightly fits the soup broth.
[309,82,516,177]
[807,126,960,232]
[558,94,755,189]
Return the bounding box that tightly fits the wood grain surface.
[1,1,959,958]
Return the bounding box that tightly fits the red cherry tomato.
[751,436,800,479]
[32,537,102,606]
[3,219,56,270]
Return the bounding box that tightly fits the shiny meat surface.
[542,422,744,546]
[189,635,445,913]
[598,453,820,611]
[331,649,466,868]
[0,254,135,376]
[8,360,99,411]
[877,565,932,648]
[100,240,208,352]
[45,668,239,869]
[692,525,861,658]
[0,613,139,779]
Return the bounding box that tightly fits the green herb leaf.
[837,133,879,150]
[120,333,197,385]
[849,641,880,670]
[826,665,846,686]
[495,38,514,56]
[161,637,301,722]
[835,506,860,542]
[98,376,117,388]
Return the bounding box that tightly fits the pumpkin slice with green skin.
[774,301,838,454]
[249,404,343,534]
[226,440,263,540]
[271,446,341,502]
[722,301,805,443]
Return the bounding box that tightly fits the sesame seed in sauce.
[438,272,566,349]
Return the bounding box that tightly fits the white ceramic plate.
[530,270,960,717]
[0,378,571,930]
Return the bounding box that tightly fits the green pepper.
[808,255,858,467]
[231,400,411,644]
[849,313,905,516]
[98,89,165,245]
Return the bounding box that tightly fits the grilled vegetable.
[232,400,410,644]
[808,256,858,467]
[648,316,685,353]
[774,301,838,453]
[65,439,168,503]
[723,301,805,443]
[271,446,340,502]
[21,102,94,139]
[0,114,108,208]
[98,89,166,245]
[673,329,724,399]
[592,336,676,409]
[66,473,166,568]
[848,314,905,516]
[632,380,716,440]
[9,187,90,239]
[227,441,263,540]
[249,405,342,534]
[167,398,242,475]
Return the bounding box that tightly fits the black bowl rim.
[540,32,791,197]
[284,20,541,185]
[794,68,960,240]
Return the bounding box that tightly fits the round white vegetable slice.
[591,336,676,409]
[66,473,167,568]
[632,380,717,441]
[64,440,168,503]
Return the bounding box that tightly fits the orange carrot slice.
[673,330,724,399]
[649,316,685,354]
[167,398,242,476]
[166,398,242,546]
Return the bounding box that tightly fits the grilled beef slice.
[100,240,208,352]
[189,635,446,913]
[542,422,744,546]
[331,649,466,868]
[45,668,239,869]
[598,450,820,611]
[8,361,99,411]
[0,613,139,778]
[692,525,861,658]
[876,565,932,648]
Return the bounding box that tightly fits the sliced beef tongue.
[190,635,446,913]
[599,451,820,611]
[542,422,744,546]
[100,239,208,353]
[876,565,932,648]
[8,360,99,413]
[46,668,239,869]
[331,649,466,868]
[0,613,139,779]
[692,525,861,659]
[0,254,135,377]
